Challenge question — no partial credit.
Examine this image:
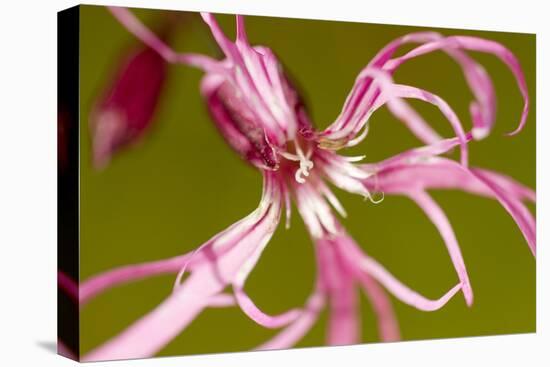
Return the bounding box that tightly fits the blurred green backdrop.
[79,5,536,357]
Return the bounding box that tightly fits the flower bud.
[203,66,312,171]
[90,41,167,169]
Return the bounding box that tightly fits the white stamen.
[295,168,307,184]
[279,151,300,161]
[293,139,314,184]
[280,139,315,184]
[342,155,367,163]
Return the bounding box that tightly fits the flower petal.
[80,254,188,305]
[317,240,360,345]
[370,32,496,138]
[233,287,302,328]
[384,84,469,165]
[256,231,328,349]
[108,7,219,70]
[201,73,279,169]
[108,6,175,62]
[80,173,284,305]
[83,173,283,361]
[292,178,340,238]
[363,157,535,256]
[320,68,442,148]
[232,220,302,329]
[471,169,535,202]
[255,291,325,350]
[320,70,469,167]
[354,271,400,342]
[83,266,223,361]
[200,13,300,144]
[471,169,536,255]
[363,134,472,173]
[322,31,528,147]
[408,191,473,306]
[379,35,528,137]
[207,293,237,307]
[337,236,462,311]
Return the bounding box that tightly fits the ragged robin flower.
[74,7,534,361]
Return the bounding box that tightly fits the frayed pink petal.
[471,169,536,256]
[337,236,462,311]
[366,83,470,164]
[323,31,487,144]
[387,84,469,165]
[81,174,284,305]
[383,35,528,136]
[230,204,303,328]
[201,66,278,169]
[200,13,296,144]
[255,291,325,350]
[322,68,442,147]
[291,176,342,238]
[363,134,471,173]
[200,13,239,61]
[84,214,281,361]
[328,305,360,346]
[83,268,223,361]
[319,241,360,346]
[327,76,387,140]
[324,31,528,146]
[326,273,360,345]
[328,34,446,132]
[374,33,496,137]
[364,158,535,256]
[232,15,297,135]
[83,174,283,361]
[233,288,302,328]
[197,20,306,148]
[408,191,473,306]
[235,15,249,44]
[354,271,400,342]
[108,6,175,62]
[207,293,237,308]
[322,70,469,167]
[58,271,78,302]
[472,168,535,202]
[255,240,327,350]
[316,151,384,209]
[369,72,442,145]
[293,188,324,238]
[80,254,189,305]
[80,215,253,306]
[108,7,219,70]
[201,75,240,145]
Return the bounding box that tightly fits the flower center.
[277,139,314,183]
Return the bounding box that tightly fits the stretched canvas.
[57,4,536,362]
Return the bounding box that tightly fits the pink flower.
[78,8,534,361]
[89,18,171,169]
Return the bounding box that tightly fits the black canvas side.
[57,4,80,361]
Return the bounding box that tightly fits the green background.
[79,5,536,357]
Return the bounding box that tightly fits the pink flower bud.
[202,61,313,171]
[90,41,167,169]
